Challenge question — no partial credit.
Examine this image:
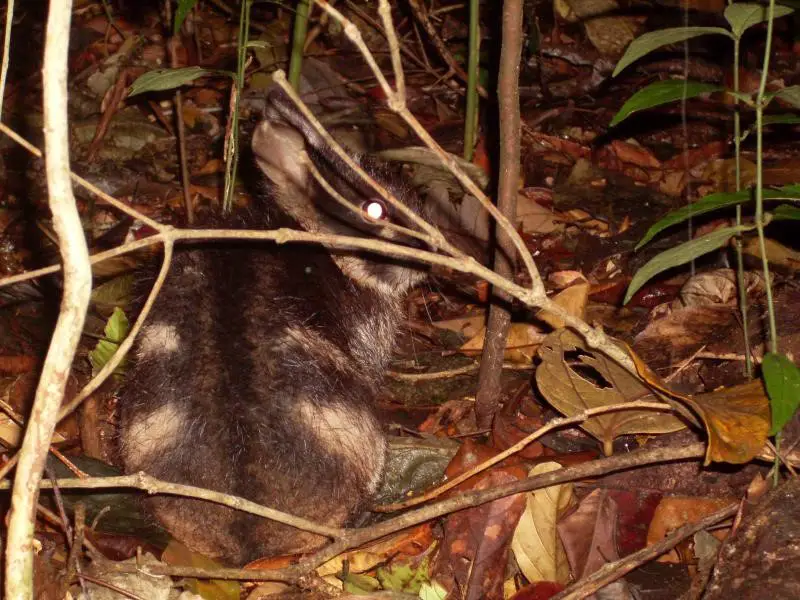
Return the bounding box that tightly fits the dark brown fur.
[118,88,426,565]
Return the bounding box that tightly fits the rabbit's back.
[118,87,427,564]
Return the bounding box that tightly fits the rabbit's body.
[118,88,426,564]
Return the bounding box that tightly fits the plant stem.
[732,38,752,376]
[463,0,479,160]
[755,0,778,354]
[223,0,252,212]
[288,0,311,89]
[475,0,522,428]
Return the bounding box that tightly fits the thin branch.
[552,503,739,600]
[8,442,708,584]
[0,0,15,122]
[377,0,404,100]
[475,0,523,427]
[271,70,457,255]
[0,122,166,232]
[406,0,488,99]
[388,361,533,381]
[305,154,437,248]
[377,400,677,511]
[7,472,343,538]
[5,2,90,598]
[312,0,542,296]
[57,240,174,420]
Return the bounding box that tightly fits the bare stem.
[5,2,90,598]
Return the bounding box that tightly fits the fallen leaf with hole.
[536,329,685,455]
[511,462,574,584]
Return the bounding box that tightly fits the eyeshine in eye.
[363,199,387,221]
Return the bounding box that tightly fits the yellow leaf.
[511,462,573,584]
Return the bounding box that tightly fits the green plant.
[128,0,256,213]
[610,2,800,437]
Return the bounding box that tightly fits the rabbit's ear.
[251,120,308,191]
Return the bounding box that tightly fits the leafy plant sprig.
[610,2,800,437]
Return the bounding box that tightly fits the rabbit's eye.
[362,199,387,221]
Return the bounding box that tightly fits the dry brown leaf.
[536,330,685,455]
[536,280,590,329]
[517,190,558,234]
[511,462,573,584]
[557,489,623,581]
[743,236,800,272]
[432,312,486,339]
[461,323,547,363]
[0,414,65,448]
[631,353,770,464]
[680,269,762,307]
[646,497,734,563]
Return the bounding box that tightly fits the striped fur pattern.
[118,88,426,564]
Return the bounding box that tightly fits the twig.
[311,0,637,374]
[305,156,435,248]
[56,240,173,420]
[271,70,457,256]
[73,573,147,600]
[5,2,90,598]
[406,0,488,99]
[0,116,633,412]
[167,16,195,224]
[475,0,522,428]
[10,442,708,584]
[0,0,15,122]
[343,0,446,89]
[551,502,739,600]
[63,502,89,599]
[387,361,533,381]
[376,400,677,512]
[2,472,343,538]
[0,121,165,231]
[313,0,540,295]
[377,1,404,100]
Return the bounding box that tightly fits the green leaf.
[104,306,130,343]
[636,190,751,250]
[342,573,381,594]
[89,307,130,377]
[625,226,748,304]
[724,4,794,39]
[763,352,800,435]
[772,204,800,221]
[762,114,800,127]
[610,80,721,127]
[129,66,217,96]
[772,85,800,109]
[419,581,448,600]
[724,89,756,106]
[90,274,134,309]
[613,27,732,77]
[636,185,800,250]
[377,556,431,594]
[174,0,200,36]
[778,183,800,196]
